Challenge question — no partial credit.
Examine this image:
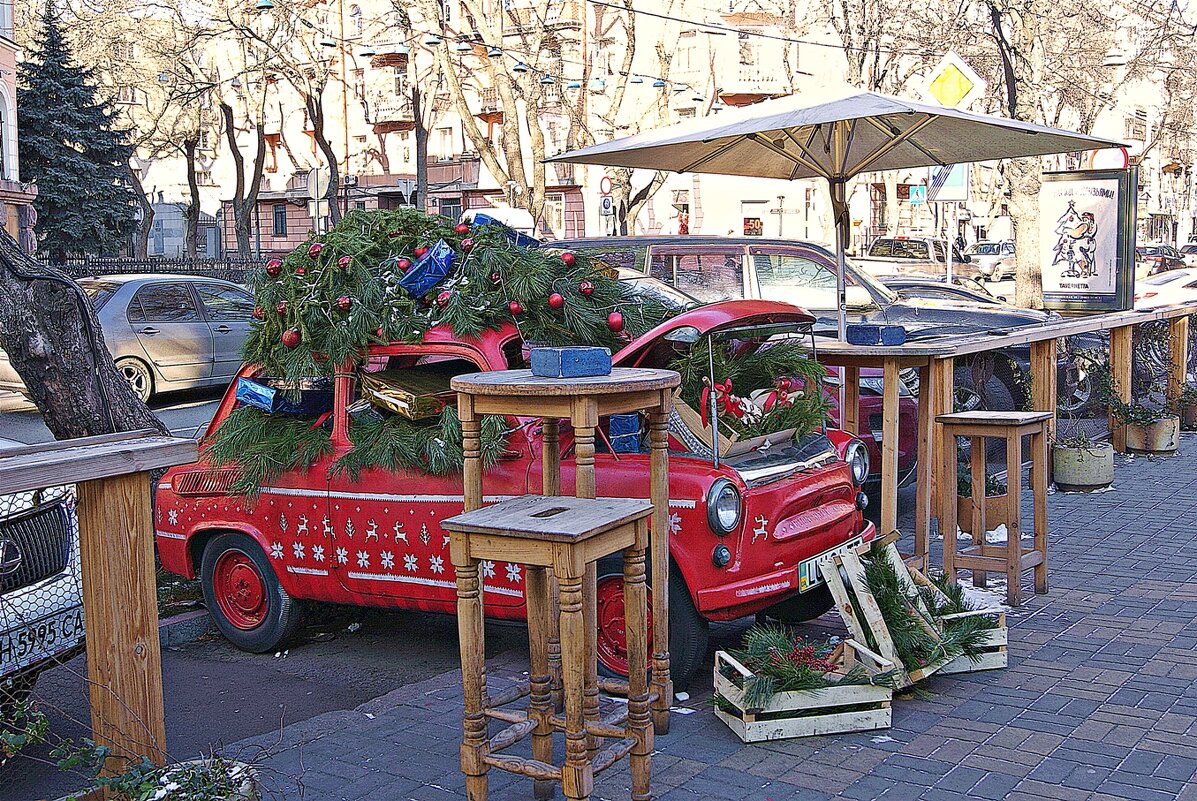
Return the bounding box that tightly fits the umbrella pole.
[830,178,850,342]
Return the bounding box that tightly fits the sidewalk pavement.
[228,439,1197,801]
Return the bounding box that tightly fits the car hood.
[613,300,815,366]
[884,296,1055,340]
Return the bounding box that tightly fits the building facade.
[1,0,37,252]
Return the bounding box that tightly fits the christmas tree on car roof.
[242,207,675,383]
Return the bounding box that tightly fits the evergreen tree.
[17,8,136,262]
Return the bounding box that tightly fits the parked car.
[0,275,255,403]
[558,236,1067,413]
[1,488,84,717]
[964,240,1016,281]
[1135,243,1185,279]
[1134,268,1197,309]
[878,274,1002,305]
[1180,243,1197,268]
[856,236,979,279]
[155,302,877,684]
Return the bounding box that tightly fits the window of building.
[435,126,454,159]
[439,198,462,221]
[353,69,366,100]
[116,85,137,105]
[393,66,409,97]
[0,102,7,180]
[197,131,210,150]
[543,192,565,238]
[1125,109,1147,141]
[273,204,288,236]
[196,169,214,186]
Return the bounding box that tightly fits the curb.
[159,608,214,648]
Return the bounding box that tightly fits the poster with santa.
[1039,169,1137,312]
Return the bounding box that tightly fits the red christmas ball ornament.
[276,301,288,316]
[607,312,625,332]
[508,300,524,316]
[252,305,264,320]
[454,222,471,235]
[295,266,305,277]
[414,246,429,259]
[436,290,453,309]
[308,242,324,258]
[265,259,282,277]
[548,293,565,310]
[396,257,412,272]
[579,280,594,297]
[560,251,576,267]
[490,271,502,286]
[460,238,474,253]
[336,295,352,312]
[338,255,352,271]
[281,328,302,349]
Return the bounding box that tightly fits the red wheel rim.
[595,575,653,678]
[212,550,268,630]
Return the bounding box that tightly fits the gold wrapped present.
[360,368,456,420]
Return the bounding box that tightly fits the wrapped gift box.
[237,377,333,415]
[360,368,456,420]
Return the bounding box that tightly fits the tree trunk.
[306,93,342,227]
[1009,158,1043,308]
[413,88,428,213]
[0,231,167,439]
[129,167,154,258]
[183,137,200,259]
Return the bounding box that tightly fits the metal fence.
[58,257,260,286]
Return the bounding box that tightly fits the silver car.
[0,275,254,403]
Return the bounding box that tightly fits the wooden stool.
[937,411,1051,606]
[442,495,654,801]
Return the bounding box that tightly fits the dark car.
[559,236,1064,412]
[1135,244,1185,278]
[879,274,1001,305]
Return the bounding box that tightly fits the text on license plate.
[1,607,85,676]
[797,538,863,593]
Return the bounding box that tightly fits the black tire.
[594,557,709,689]
[761,585,835,623]
[201,532,302,654]
[115,357,154,404]
[955,356,1018,463]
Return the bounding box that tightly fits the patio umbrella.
[549,87,1123,339]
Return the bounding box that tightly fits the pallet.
[713,645,894,742]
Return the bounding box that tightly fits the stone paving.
[229,438,1197,801]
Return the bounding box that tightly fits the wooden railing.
[0,431,196,794]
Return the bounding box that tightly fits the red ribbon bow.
[700,378,742,426]
[763,377,797,413]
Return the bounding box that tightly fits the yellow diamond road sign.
[922,52,986,109]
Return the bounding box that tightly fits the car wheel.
[115,357,153,404]
[1058,358,1095,416]
[955,357,1018,462]
[762,584,835,623]
[594,559,709,689]
[201,532,302,654]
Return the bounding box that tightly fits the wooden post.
[880,358,900,538]
[0,434,195,793]
[648,404,673,734]
[913,364,933,569]
[1168,315,1190,409]
[569,398,601,755]
[1004,433,1023,607]
[1109,324,1134,453]
[77,474,167,774]
[929,357,955,532]
[842,366,860,435]
[1029,339,1058,444]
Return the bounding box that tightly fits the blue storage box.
[880,325,907,345]
[845,324,881,345]
[530,346,612,378]
[237,377,333,415]
[609,414,641,454]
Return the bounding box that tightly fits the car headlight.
[845,441,869,485]
[706,479,741,535]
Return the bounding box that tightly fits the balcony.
[505,0,583,31]
[372,94,416,134]
[476,87,503,125]
[717,65,791,107]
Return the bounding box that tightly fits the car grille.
[0,501,72,594]
[173,468,240,496]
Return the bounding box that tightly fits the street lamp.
[254,0,273,9]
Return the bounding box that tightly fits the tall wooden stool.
[442,495,654,801]
[938,410,1051,606]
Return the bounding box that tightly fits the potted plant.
[1178,384,1197,430]
[956,464,1009,535]
[1053,348,1115,492]
[1112,397,1180,454]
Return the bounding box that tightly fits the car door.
[195,282,255,381]
[128,282,213,383]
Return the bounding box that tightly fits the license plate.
[797,538,863,593]
[1,607,84,676]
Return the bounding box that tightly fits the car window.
[132,284,200,322]
[78,279,120,310]
[569,244,645,274]
[868,240,893,257]
[1001,243,1015,255]
[649,250,744,303]
[891,240,929,259]
[753,253,849,309]
[932,241,947,261]
[196,283,254,321]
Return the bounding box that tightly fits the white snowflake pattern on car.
[404,554,418,571]
[506,563,522,583]
[356,550,370,568]
[292,542,305,560]
[480,560,495,579]
[312,544,326,562]
[270,542,284,560]
[381,551,395,570]
[335,547,349,564]
[429,555,445,574]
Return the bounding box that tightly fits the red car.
[155,301,876,683]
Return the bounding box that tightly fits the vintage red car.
[155,301,876,684]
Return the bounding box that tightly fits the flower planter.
[714,647,894,742]
[1053,443,1115,492]
[1180,402,1197,431]
[1124,415,1180,455]
[956,492,1011,536]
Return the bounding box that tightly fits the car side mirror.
[961,254,972,263]
[845,286,874,309]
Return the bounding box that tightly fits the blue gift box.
[530,346,612,378]
[609,414,641,454]
[846,324,881,345]
[399,238,456,299]
[470,212,540,248]
[236,377,333,415]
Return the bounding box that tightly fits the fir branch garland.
[201,407,333,501]
[331,407,508,481]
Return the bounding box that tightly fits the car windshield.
[78,279,121,310]
[967,243,1001,255]
[1182,245,1197,254]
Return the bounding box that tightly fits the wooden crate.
[713,644,894,742]
[937,612,1008,675]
